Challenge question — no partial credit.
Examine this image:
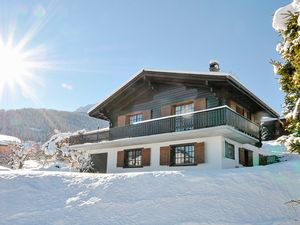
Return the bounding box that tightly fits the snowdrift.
[1,156,300,225]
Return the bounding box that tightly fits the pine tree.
[273,8,300,153]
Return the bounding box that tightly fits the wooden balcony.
[69,106,260,146]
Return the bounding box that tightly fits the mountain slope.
[75,104,94,113]
[0,108,107,143]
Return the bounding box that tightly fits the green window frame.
[225,141,235,160]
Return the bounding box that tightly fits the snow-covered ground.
[1,154,300,225]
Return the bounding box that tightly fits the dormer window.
[129,113,143,125]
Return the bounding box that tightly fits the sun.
[0,30,51,102]
[0,44,27,85]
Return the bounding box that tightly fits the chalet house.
[70,65,279,173]
[0,134,21,154]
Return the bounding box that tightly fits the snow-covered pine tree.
[273,0,300,153]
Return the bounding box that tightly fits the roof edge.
[88,68,279,119]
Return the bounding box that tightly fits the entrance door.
[239,148,253,167]
[91,153,108,173]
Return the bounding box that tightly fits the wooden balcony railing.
[69,106,260,145]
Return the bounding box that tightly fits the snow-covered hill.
[0,108,108,142]
[1,155,300,225]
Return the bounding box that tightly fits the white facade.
[72,126,267,173]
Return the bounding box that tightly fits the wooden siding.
[110,84,220,127]
[106,83,259,128]
[229,100,256,122]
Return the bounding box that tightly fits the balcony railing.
[69,106,260,145]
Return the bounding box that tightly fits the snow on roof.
[0,134,21,145]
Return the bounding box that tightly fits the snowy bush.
[273,0,300,153]
[0,142,29,169]
[42,130,95,172]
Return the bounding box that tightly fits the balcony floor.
[71,125,258,150]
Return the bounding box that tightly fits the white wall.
[88,136,225,173]
[221,138,243,169]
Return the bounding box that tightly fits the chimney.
[209,60,220,72]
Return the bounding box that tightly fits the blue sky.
[0,0,290,113]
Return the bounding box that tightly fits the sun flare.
[0,30,51,102]
[0,44,27,84]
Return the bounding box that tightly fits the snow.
[0,134,21,145]
[273,0,300,31]
[1,156,300,225]
[0,165,11,171]
[42,132,72,155]
[262,141,287,155]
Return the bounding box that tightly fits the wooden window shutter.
[248,151,253,167]
[142,148,151,166]
[117,115,126,127]
[160,146,170,165]
[161,105,172,117]
[194,142,205,164]
[239,148,245,166]
[142,110,152,121]
[194,98,206,111]
[116,151,124,167]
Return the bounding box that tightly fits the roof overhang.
[88,69,279,120]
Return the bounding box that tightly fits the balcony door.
[175,103,194,131]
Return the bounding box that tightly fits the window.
[175,103,194,115]
[175,103,194,131]
[236,105,244,116]
[171,144,195,165]
[124,149,142,167]
[129,113,143,125]
[225,141,235,160]
[246,111,251,120]
[206,96,221,109]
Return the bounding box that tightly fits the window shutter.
[142,110,152,121]
[160,146,170,165]
[142,148,151,166]
[194,142,205,164]
[239,148,245,166]
[248,151,253,167]
[117,151,124,167]
[161,105,172,117]
[194,98,206,111]
[117,115,126,127]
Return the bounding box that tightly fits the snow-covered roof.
[0,134,21,145]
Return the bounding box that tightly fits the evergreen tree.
[273,2,300,153]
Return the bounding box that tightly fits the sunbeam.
[0,27,51,103]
